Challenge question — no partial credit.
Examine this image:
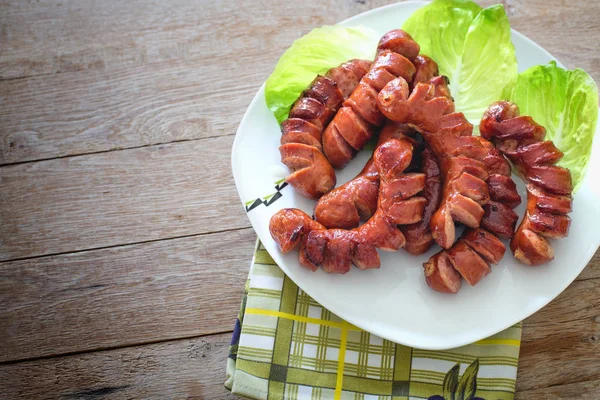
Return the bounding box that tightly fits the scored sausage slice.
[461,228,506,265]
[480,101,574,266]
[446,241,491,286]
[279,59,372,199]
[423,253,462,294]
[322,30,420,169]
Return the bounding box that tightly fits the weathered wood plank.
[0,135,250,261]
[0,0,394,165]
[0,241,597,380]
[516,276,600,392]
[505,8,600,77]
[0,332,240,400]
[0,0,599,397]
[1,0,598,165]
[516,379,600,400]
[0,60,263,165]
[0,228,255,363]
[0,0,394,79]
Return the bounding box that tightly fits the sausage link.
[411,55,439,87]
[377,29,420,61]
[313,159,379,230]
[378,75,493,249]
[280,59,372,199]
[313,122,417,229]
[423,252,462,294]
[376,65,520,291]
[400,146,442,254]
[270,137,426,273]
[446,240,491,286]
[322,30,419,169]
[480,101,573,265]
[316,52,443,250]
[424,146,518,293]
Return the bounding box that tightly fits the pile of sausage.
[270,29,573,294]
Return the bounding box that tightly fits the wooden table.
[1,0,599,398]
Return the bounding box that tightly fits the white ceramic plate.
[231,1,600,350]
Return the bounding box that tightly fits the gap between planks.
[0,226,258,362]
[0,133,234,168]
[0,329,234,367]
[0,134,252,261]
[0,225,249,265]
[0,324,600,400]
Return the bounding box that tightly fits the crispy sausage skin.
[421,134,516,292]
[377,76,493,249]
[377,70,521,291]
[280,59,372,200]
[313,122,417,229]
[411,55,439,88]
[401,146,442,254]
[480,101,573,266]
[423,252,462,293]
[322,30,419,169]
[398,56,443,255]
[421,137,519,293]
[473,138,521,238]
[314,121,440,255]
[312,158,379,230]
[270,137,426,273]
[423,228,506,293]
[315,54,444,251]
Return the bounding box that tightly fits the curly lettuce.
[509,61,598,190]
[265,26,379,124]
[403,0,518,123]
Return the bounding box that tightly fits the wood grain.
[517,275,600,392]
[0,332,239,400]
[0,60,263,165]
[578,250,600,281]
[0,0,395,80]
[516,379,600,400]
[1,0,600,397]
[0,0,396,164]
[3,0,596,80]
[2,0,599,165]
[0,228,255,363]
[0,135,249,261]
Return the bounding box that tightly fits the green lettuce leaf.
[456,5,517,121]
[509,61,599,190]
[265,25,379,124]
[403,0,518,122]
[402,0,482,79]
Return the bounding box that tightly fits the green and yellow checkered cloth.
[225,241,522,400]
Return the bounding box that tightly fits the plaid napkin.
[225,241,522,400]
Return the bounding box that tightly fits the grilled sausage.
[480,101,573,265]
[280,59,372,199]
[270,137,426,273]
[400,146,442,254]
[423,252,462,294]
[315,53,444,250]
[377,70,520,291]
[322,30,419,169]
[377,75,491,249]
[313,122,418,229]
[411,55,439,88]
